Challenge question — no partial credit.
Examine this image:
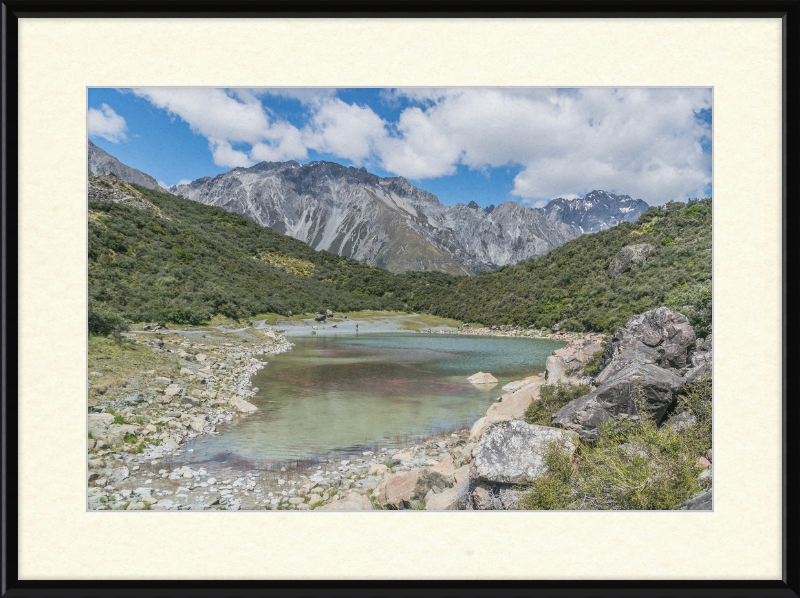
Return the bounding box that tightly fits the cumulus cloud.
[305,99,388,163]
[128,88,301,167]
[379,88,711,203]
[88,103,128,143]
[131,87,711,204]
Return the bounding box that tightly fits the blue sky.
[88,87,712,207]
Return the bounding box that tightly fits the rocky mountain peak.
[88,140,163,191]
[543,190,649,234]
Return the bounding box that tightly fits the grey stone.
[607,243,654,278]
[596,308,697,385]
[552,363,684,441]
[660,411,697,432]
[680,487,712,510]
[472,485,501,510]
[471,420,579,484]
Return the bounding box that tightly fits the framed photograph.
[4,2,795,595]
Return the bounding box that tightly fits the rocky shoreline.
[87,308,711,511]
[415,324,597,344]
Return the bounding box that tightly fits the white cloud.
[131,87,712,204]
[88,104,128,143]
[380,88,711,203]
[130,87,311,167]
[305,99,388,164]
[160,179,192,188]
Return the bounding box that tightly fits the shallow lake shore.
[86,315,598,511]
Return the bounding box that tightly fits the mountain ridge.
[88,140,164,191]
[543,190,650,233]
[170,160,602,274]
[86,140,649,275]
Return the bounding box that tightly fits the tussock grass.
[519,375,712,510]
[88,335,180,400]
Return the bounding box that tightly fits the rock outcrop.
[607,243,654,278]
[551,363,684,440]
[88,139,163,190]
[470,420,579,485]
[595,307,697,385]
[551,307,708,441]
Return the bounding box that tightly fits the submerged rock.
[467,372,498,384]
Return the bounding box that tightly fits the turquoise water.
[183,332,564,463]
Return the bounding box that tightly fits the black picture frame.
[1,1,796,596]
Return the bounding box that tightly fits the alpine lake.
[181,321,565,466]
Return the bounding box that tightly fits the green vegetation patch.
[519,375,712,510]
[403,198,711,334]
[88,178,710,336]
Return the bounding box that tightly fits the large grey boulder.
[595,307,696,385]
[607,243,654,278]
[471,420,579,484]
[552,363,684,441]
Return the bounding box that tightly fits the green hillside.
[401,198,712,336]
[88,175,711,336]
[88,176,405,326]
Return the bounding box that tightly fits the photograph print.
[86,87,713,512]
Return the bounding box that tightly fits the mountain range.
[87,140,649,275]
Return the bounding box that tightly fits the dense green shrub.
[88,301,129,337]
[401,198,712,332]
[664,280,712,337]
[582,349,605,377]
[88,177,710,334]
